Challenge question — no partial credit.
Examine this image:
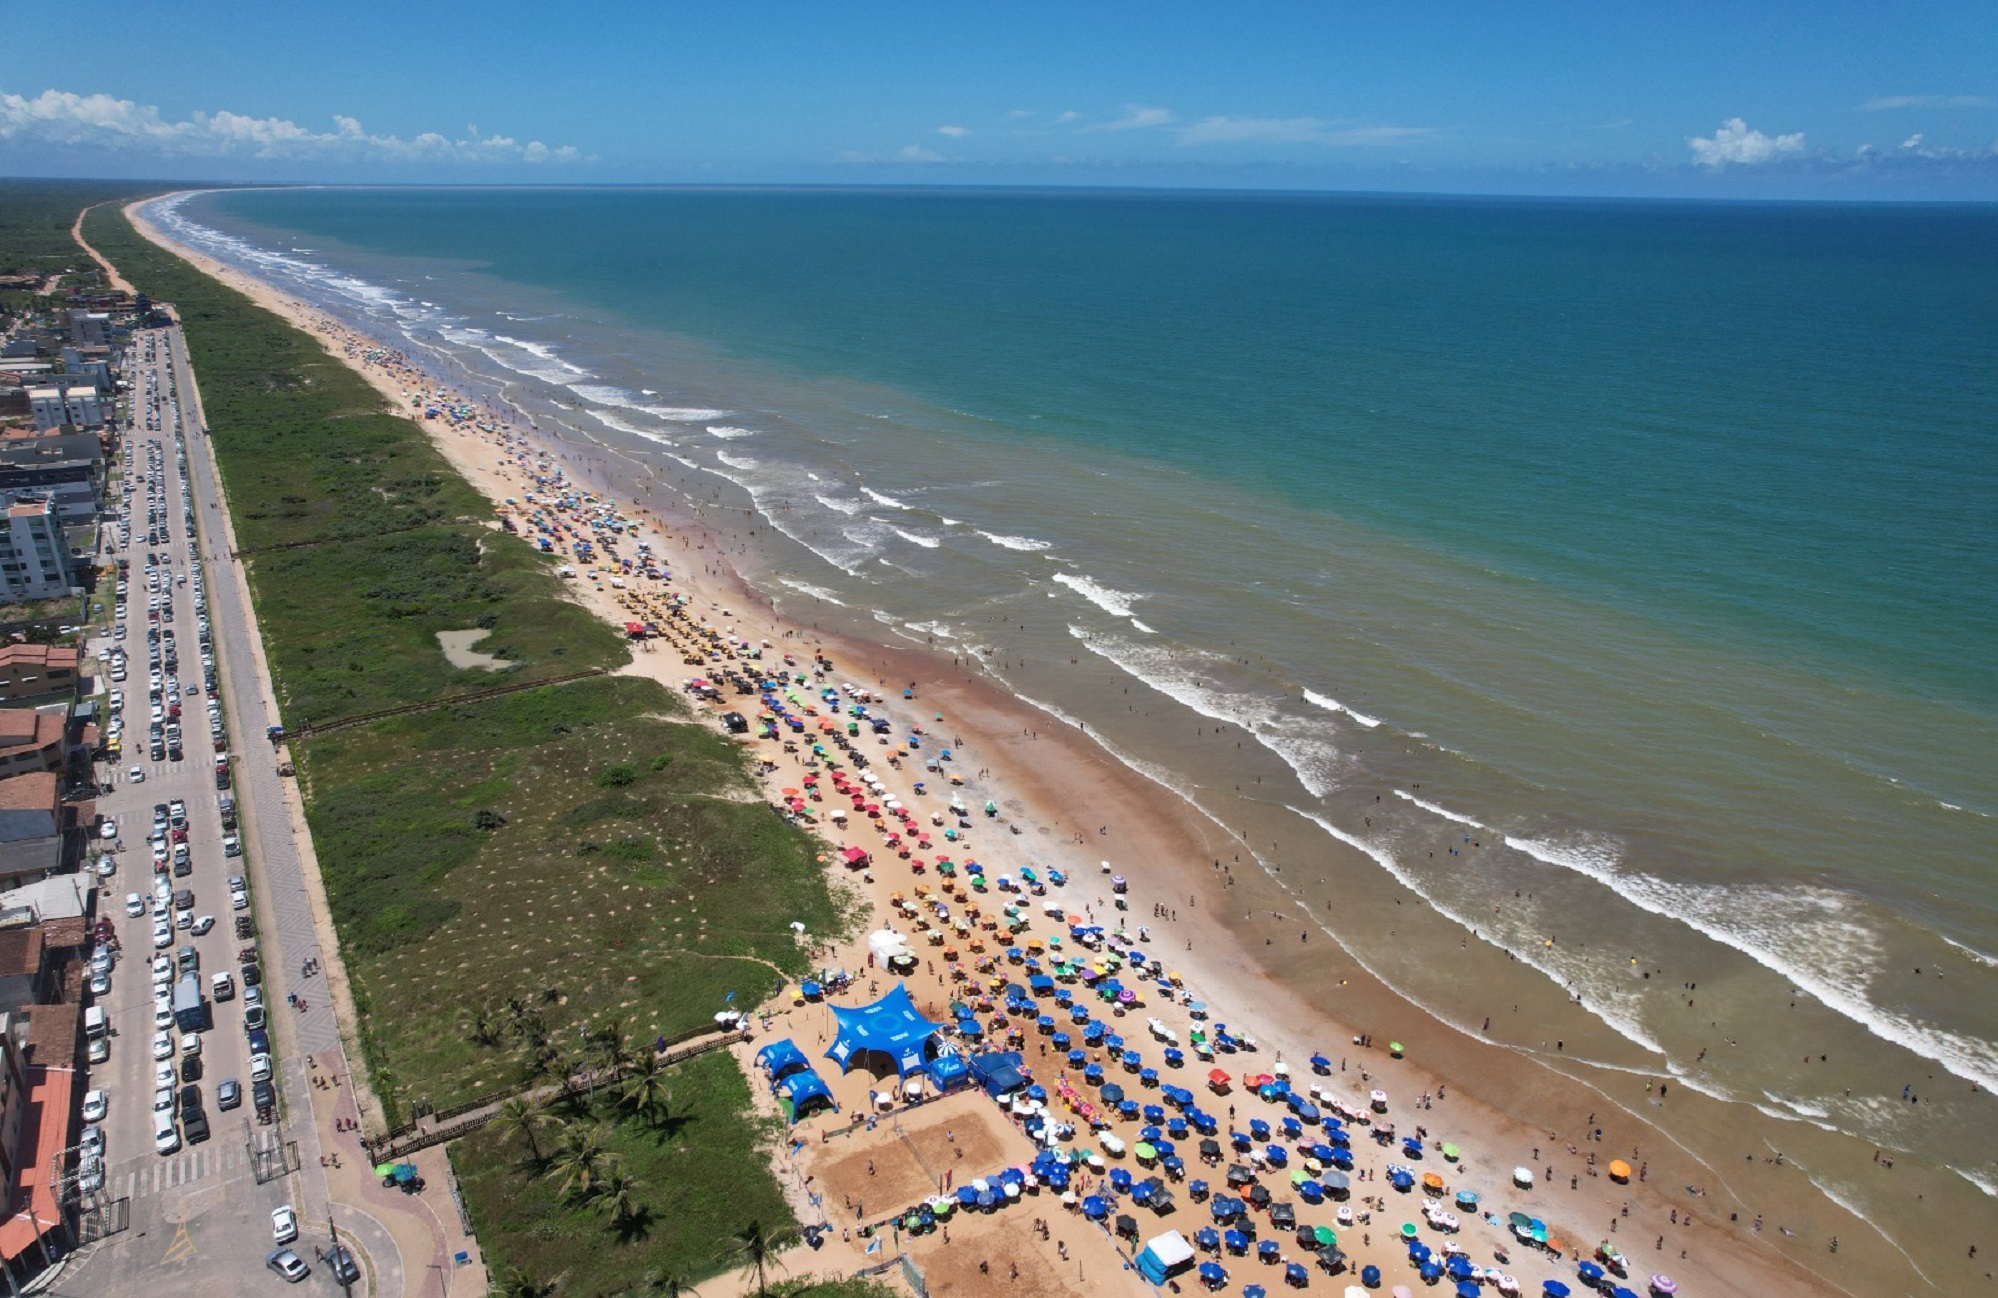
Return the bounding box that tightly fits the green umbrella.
[1441,1142,1460,1161]
[1312,1225,1337,1247]
[1388,1041,1405,1056]
[1400,1222,1419,1239]
[1134,1142,1157,1162]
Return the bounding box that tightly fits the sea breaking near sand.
[126,193,1988,1298]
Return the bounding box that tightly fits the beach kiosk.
[776,1069,837,1122]
[1136,1229,1196,1285]
[823,982,944,1077]
[755,1039,813,1086]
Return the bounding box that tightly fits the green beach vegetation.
[81,197,870,1294]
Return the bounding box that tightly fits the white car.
[249,1054,273,1083]
[271,1205,298,1244]
[152,953,173,976]
[153,1004,174,1031]
[151,926,173,950]
[155,1062,176,1090]
[175,910,193,931]
[127,766,145,785]
[88,1036,109,1065]
[82,1090,108,1122]
[99,819,118,840]
[126,893,145,917]
[88,970,109,996]
[179,1033,201,1058]
[190,915,215,936]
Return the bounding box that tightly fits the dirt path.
[71,203,134,293]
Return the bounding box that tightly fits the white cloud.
[1688,118,1804,167]
[1902,133,1925,149]
[936,124,969,138]
[0,87,584,164]
[1863,94,1995,111]
[898,144,945,162]
[1177,116,1435,147]
[1088,105,1175,132]
[1053,110,1081,124]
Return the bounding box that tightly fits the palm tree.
[721,1220,790,1296]
[544,1125,612,1202]
[469,1005,502,1048]
[594,1165,643,1232]
[592,1016,634,1076]
[640,1267,700,1297]
[497,1094,557,1164]
[619,1051,673,1124]
[488,1267,555,1298]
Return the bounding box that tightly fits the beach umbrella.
[1082,1195,1109,1219]
[1101,1081,1126,1104]
[1309,1225,1337,1249]
[1544,1284,1571,1298]
[1362,1265,1383,1287]
[1447,1256,1475,1278]
[1400,1222,1419,1239]
[1610,1290,1641,1298]
[1258,1239,1281,1262]
[1225,1229,1251,1254]
[1110,1167,1135,1192]
[1421,1262,1444,1283]
[1455,1284,1481,1298]
[1649,1279,1679,1297]
[1198,1261,1227,1288]
[1578,1262,1605,1284]
[1286,1263,1309,1286]
[1247,1285,1270,1298]
[1441,1142,1460,1161]
[1310,1052,1332,1072]
[1608,1159,1632,1182]
[1197,1226,1222,1251]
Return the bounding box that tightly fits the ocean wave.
[1287,806,1669,1057]
[863,487,913,510]
[1303,688,1382,729]
[979,530,1054,552]
[813,493,867,515]
[775,578,847,605]
[1052,572,1146,620]
[1130,619,1156,634]
[1070,627,1344,798]
[715,451,759,471]
[890,527,942,549]
[647,406,730,422]
[1941,935,1998,968]
[707,425,757,439]
[1392,789,1487,828]
[1507,834,1998,1093]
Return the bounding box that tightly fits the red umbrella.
[1208,1069,1232,1091]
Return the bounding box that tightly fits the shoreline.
[122,194,1923,1298]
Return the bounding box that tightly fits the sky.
[3,0,1995,199]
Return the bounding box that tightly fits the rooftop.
[0,773,55,813]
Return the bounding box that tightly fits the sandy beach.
[123,195,1925,1298]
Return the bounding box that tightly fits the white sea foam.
[814,493,867,515]
[979,531,1054,552]
[1130,619,1156,634]
[1506,834,1998,1093]
[1303,688,1382,729]
[1392,789,1487,828]
[715,451,758,471]
[1052,572,1145,620]
[775,578,847,605]
[1941,935,1998,968]
[1287,806,1669,1057]
[707,425,757,439]
[863,487,913,510]
[647,406,729,422]
[1069,627,1344,798]
[890,527,942,549]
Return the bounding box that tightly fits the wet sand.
[124,196,1968,1298]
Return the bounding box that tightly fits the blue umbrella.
[1225,1229,1250,1254]
[1101,1082,1126,1104]
[1408,1242,1433,1262]
[1421,1262,1444,1283]
[1071,1006,1092,1024]
[1132,1181,1156,1206]
[1196,1226,1221,1251]
[1362,1264,1382,1286]
[1026,1084,1048,1101]
[1266,1145,1290,1168]
[1084,1064,1105,1084]
[1082,1195,1109,1219]
[1065,1048,1085,1066]
[1122,1049,1144,1069]
[1190,1178,1210,1199]
[1198,1261,1226,1287]
[1457,1284,1482,1298]
[1245,1287,1269,1298]
[1110,1167,1134,1192]
[1119,1100,1141,1120]
[1285,1263,1309,1285]
[1164,1047,1186,1067]
[1578,1262,1605,1283]
[1143,1104,1167,1123]
[1168,1118,1191,1139]
[1257,1239,1280,1261]
[1164,1155,1186,1175]
[1250,1119,1272,1140]
[1210,1197,1234,1220]
[1155,1139,1177,1158]
[1140,1067,1161,1086]
[1105,1032,1126,1050]
[955,1186,977,1206]
[1402,1137,1424,1158]
[1544,1284,1572,1298]
[1232,1130,1253,1151]
[1610,1289,1641,1298]
[1036,1015,1056,1031]
[1140,1124,1164,1142]
[1388,1168,1414,1191]
[1309,1053,1332,1071]
[1299,1180,1324,1202]
[1448,1256,1476,1278]
[1281,1117,1304,1139]
[1054,1034,1074,1052]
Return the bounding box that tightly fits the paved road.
[60,325,397,1297]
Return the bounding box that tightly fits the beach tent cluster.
[755,1038,838,1123]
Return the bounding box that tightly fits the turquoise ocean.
[152,188,1998,1222]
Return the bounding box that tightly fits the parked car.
[266,1249,308,1283]
[81,1090,108,1122]
[271,1204,298,1243]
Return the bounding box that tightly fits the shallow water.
[152,188,1998,1223]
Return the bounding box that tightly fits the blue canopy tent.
[968,1051,1029,1098]
[823,982,944,1077]
[776,1069,838,1122]
[928,1048,972,1092]
[755,1039,813,1086]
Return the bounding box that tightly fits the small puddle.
[437,629,508,672]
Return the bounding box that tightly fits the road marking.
[160,1203,197,1265]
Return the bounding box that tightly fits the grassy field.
[81,202,632,726]
[300,673,855,1110]
[81,198,874,1293]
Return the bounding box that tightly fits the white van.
[152,1107,179,1155]
[84,1007,108,1039]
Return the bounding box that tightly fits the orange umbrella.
[1608,1159,1632,1182]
